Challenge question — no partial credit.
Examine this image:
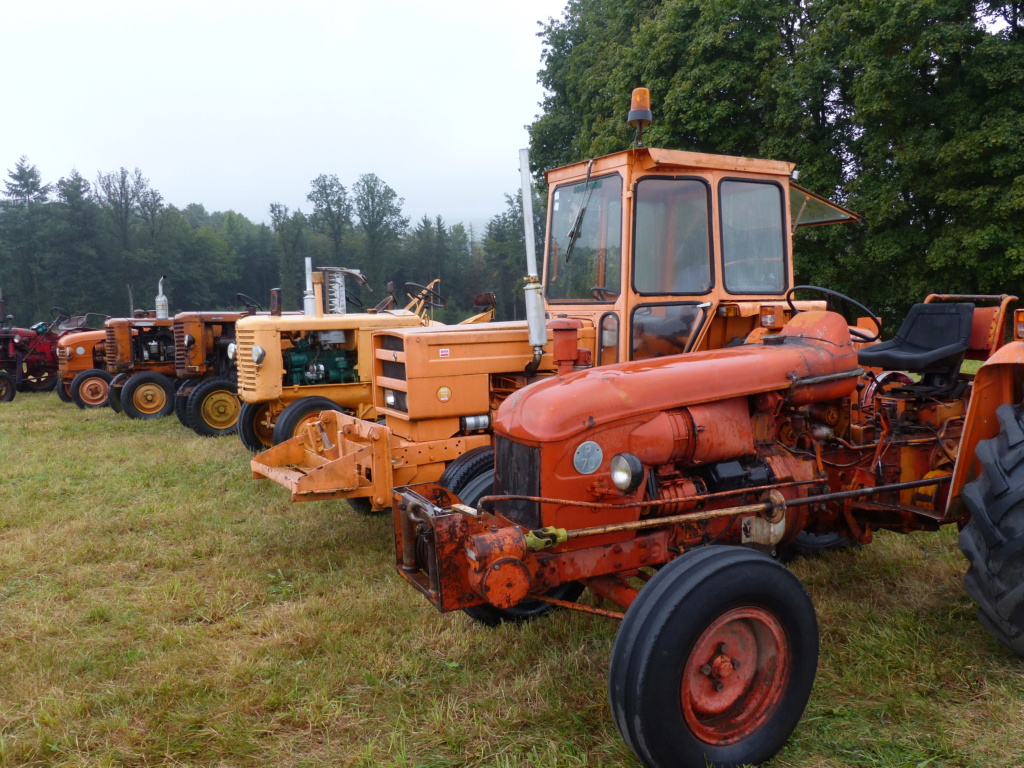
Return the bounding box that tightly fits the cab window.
[720,180,786,294]
[546,174,623,302]
[633,178,711,295]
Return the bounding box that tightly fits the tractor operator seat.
[856,302,974,393]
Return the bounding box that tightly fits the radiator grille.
[235,329,257,394]
[173,323,188,376]
[104,327,117,369]
[495,436,541,529]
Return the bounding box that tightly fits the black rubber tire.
[271,396,344,445]
[0,371,15,402]
[609,546,818,768]
[442,446,585,626]
[959,403,1024,655]
[778,531,854,562]
[187,377,240,437]
[238,401,276,452]
[70,368,113,409]
[56,380,74,403]
[175,383,197,428]
[121,371,176,419]
[108,374,127,413]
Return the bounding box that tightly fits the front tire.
[609,546,818,768]
[187,377,240,437]
[121,372,176,419]
[70,368,112,409]
[271,396,344,445]
[174,383,197,428]
[238,401,276,452]
[55,380,74,403]
[19,371,59,392]
[108,373,127,413]
[959,403,1024,655]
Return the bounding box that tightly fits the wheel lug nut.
[713,681,725,692]
[700,664,712,676]
[717,642,728,654]
[731,658,741,670]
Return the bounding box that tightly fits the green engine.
[283,333,358,386]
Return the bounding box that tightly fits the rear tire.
[442,446,584,626]
[0,371,15,402]
[121,372,175,419]
[271,396,344,445]
[609,546,818,768]
[778,531,853,562]
[19,371,59,392]
[959,402,1024,655]
[238,401,276,452]
[70,368,112,409]
[187,377,240,437]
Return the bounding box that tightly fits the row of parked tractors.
[8,89,1024,768]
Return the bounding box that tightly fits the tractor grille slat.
[104,328,117,369]
[173,324,187,376]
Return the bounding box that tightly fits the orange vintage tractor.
[251,90,859,513]
[393,284,1024,768]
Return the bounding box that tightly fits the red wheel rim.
[680,605,790,745]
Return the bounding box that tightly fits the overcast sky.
[2,0,569,232]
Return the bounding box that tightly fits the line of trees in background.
[0,159,540,325]
[530,0,1024,322]
[5,0,1022,332]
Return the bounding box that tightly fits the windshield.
[633,178,711,295]
[546,174,623,301]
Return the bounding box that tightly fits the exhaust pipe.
[155,276,168,319]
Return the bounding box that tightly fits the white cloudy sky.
[1,0,569,231]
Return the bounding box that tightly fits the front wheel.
[609,546,818,768]
[108,374,127,413]
[959,403,1024,655]
[19,371,59,392]
[187,377,240,437]
[0,371,15,402]
[70,368,112,409]
[271,396,344,445]
[238,401,276,452]
[121,372,176,419]
[55,380,74,403]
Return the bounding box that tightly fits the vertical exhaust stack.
[155,276,169,319]
[520,148,546,376]
[303,258,317,316]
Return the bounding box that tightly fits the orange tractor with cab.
[251,91,857,516]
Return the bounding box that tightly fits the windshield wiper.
[564,160,594,264]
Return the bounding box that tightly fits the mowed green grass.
[2,392,1024,768]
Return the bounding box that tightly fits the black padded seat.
[857,302,974,377]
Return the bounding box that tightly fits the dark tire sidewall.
[271,396,343,445]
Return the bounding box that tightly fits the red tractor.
[0,296,107,402]
[394,285,1024,768]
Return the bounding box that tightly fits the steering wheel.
[590,286,620,301]
[785,285,882,342]
[404,282,447,309]
[236,292,263,311]
[50,306,71,322]
[346,290,363,308]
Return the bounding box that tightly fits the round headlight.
[252,344,266,365]
[183,333,196,349]
[610,453,644,493]
[13,334,21,344]
[384,389,396,408]
[227,342,237,361]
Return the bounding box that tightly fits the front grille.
[235,329,256,394]
[104,327,117,369]
[56,347,70,364]
[495,435,541,529]
[173,323,188,375]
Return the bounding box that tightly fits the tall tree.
[306,174,352,265]
[3,156,51,205]
[269,203,309,309]
[352,173,409,289]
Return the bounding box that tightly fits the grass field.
[2,392,1024,767]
